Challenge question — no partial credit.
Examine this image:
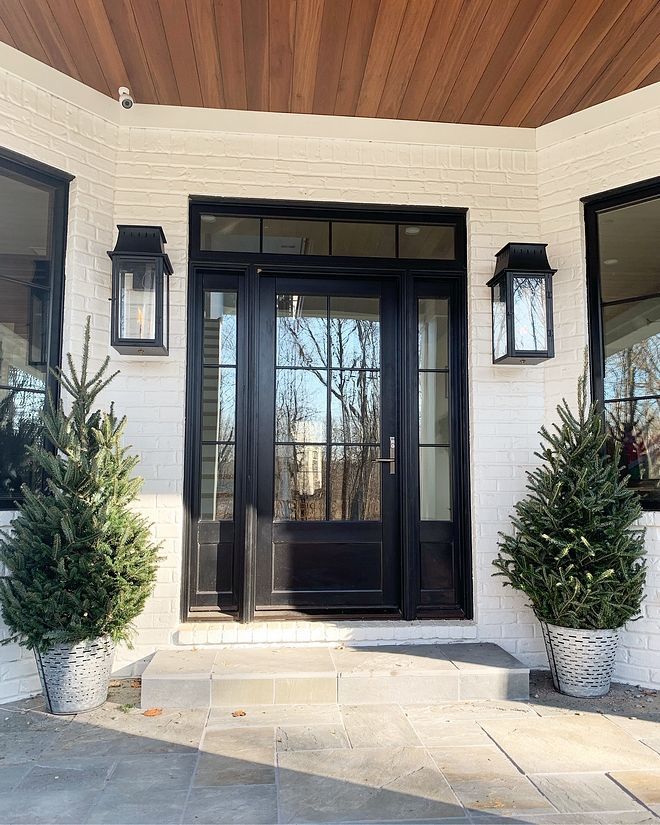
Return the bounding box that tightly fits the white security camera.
[118,87,134,109]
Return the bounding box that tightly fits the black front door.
[184,202,472,623]
[255,275,400,614]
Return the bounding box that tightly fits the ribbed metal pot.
[35,636,115,714]
[541,622,619,698]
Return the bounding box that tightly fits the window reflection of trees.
[0,387,42,499]
[274,297,381,521]
[605,340,660,491]
[513,277,546,350]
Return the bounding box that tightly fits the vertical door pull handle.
[373,436,396,474]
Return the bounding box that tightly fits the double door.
[185,266,470,620]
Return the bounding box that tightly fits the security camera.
[118,87,134,109]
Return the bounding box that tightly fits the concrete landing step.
[141,643,529,709]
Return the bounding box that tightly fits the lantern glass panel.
[118,259,157,341]
[492,280,507,360]
[513,275,546,352]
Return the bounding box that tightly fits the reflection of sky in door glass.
[603,297,660,400]
[330,297,380,368]
[331,370,380,443]
[275,369,327,442]
[513,277,546,351]
[277,295,327,367]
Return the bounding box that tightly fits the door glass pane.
[202,367,236,442]
[0,387,43,499]
[420,446,451,520]
[203,291,237,365]
[263,219,329,255]
[330,446,380,520]
[277,295,327,367]
[399,225,454,259]
[331,370,380,443]
[331,222,395,257]
[200,443,235,520]
[200,215,260,252]
[275,369,327,442]
[118,260,157,340]
[418,299,448,369]
[330,297,380,368]
[605,399,660,495]
[419,373,449,444]
[513,276,547,351]
[275,444,326,520]
[603,296,660,400]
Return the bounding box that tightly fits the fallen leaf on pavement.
[143,708,163,717]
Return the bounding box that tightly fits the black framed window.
[585,177,660,509]
[191,199,466,268]
[0,149,70,509]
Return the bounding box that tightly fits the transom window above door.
[190,202,466,266]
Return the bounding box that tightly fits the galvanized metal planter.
[541,622,619,698]
[35,636,115,714]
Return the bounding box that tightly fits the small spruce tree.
[0,320,159,652]
[493,357,646,630]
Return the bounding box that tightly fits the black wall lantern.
[108,225,173,355]
[487,242,556,365]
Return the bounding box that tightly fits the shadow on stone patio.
[0,695,541,825]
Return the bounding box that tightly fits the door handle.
[374,436,396,475]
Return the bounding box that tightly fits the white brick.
[1,55,659,704]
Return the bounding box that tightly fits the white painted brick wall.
[0,45,658,703]
[538,103,660,689]
[0,64,118,703]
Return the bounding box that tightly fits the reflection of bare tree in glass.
[513,278,546,350]
[276,300,381,520]
[605,339,660,486]
[213,441,235,519]
[0,389,42,499]
[605,333,660,401]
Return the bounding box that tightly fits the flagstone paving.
[0,672,658,824]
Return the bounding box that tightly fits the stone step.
[141,643,529,709]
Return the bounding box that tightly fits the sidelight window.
[418,298,451,520]
[200,290,238,520]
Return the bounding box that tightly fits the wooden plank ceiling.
[0,0,658,127]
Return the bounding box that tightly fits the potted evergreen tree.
[0,321,159,714]
[493,360,647,697]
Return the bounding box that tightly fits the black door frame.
[183,198,472,622]
[255,272,401,616]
